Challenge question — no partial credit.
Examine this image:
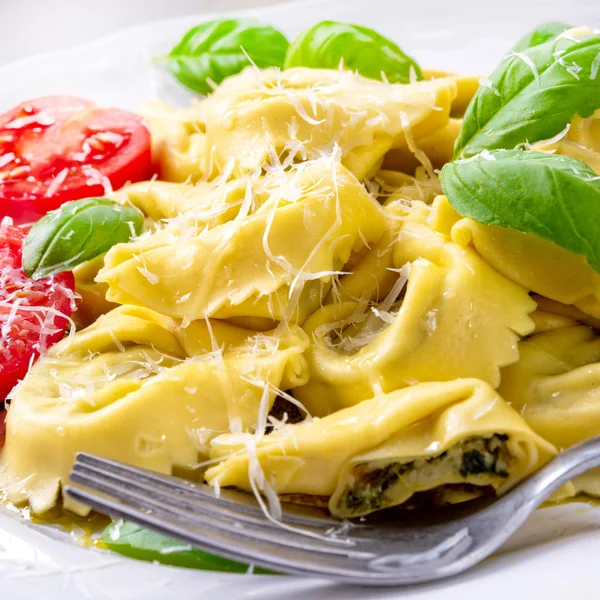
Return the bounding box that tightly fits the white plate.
[1,0,600,597]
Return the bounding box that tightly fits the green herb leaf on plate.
[102,520,273,573]
[512,21,572,52]
[440,149,600,273]
[284,21,422,83]
[164,19,289,95]
[22,197,143,280]
[454,32,600,159]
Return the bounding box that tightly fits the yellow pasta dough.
[499,326,600,496]
[97,158,387,323]
[203,67,457,180]
[382,118,462,173]
[138,100,207,182]
[374,168,442,205]
[294,217,535,416]
[72,255,119,328]
[206,379,556,517]
[422,70,481,116]
[111,177,247,225]
[431,195,600,319]
[531,109,600,174]
[1,305,309,515]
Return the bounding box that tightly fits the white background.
[0,0,286,65]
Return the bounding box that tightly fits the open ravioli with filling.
[206,379,555,518]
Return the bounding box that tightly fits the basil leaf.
[284,21,422,83]
[512,22,571,52]
[455,33,600,159]
[23,197,143,280]
[441,150,600,273]
[164,19,289,95]
[102,521,273,573]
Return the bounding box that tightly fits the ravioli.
[97,158,387,323]
[499,326,600,496]
[294,216,535,416]
[431,193,600,319]
[0,305,309,515]
[206,379,555,517]
[138,100,207,182]
[203,67,457,180]
[531,109,600,174]
[421,70,481,116]
[111,177,248,226]
[72,255,119,328]
[374,168,442,206]
[382,118,462,173]
[326,199,428,305]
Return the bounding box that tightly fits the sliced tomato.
[0,95,152,224]
[0,220,77,400]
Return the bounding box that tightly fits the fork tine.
[63,484,388,582]
[71,462,344,541]
[74,453,333,527]
[69,463,375,559]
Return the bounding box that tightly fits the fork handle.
[521,435,600,506]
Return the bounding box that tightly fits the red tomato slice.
[0,221,77,400]
[0,95,152,224]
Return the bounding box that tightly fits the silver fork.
[65,436,600,586]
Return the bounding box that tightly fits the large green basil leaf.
[284,21,422,83]
[512,22,571,52]
[23,197,143,280]
[441,150,600,273]
[164,19,289,94]
[102,520,273,573]
[455,32,600,158]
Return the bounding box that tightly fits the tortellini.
[203,67,457,180]
[532,110,600,174]
[294,216,535,416]
[72,255,119,328]
[97,158,387,323]
[7,52,600,524]
[382,118,463,173]
[530,295,600,334]
[498,326,600,495]
[325,198,426,305]
[206,379,556,517]
[421,70,481,116]
[138,100,207,182]
[432,195,600,319]
[499,326,600,449]
[374,168,442,205]
[111,177,248,226]
[1,305,309,515]
[73,177,250,325]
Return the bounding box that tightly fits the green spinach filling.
[345,434,510,512]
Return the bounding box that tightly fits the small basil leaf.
[164,19,289,95]
[455,32,600,159]
[441,150,600,273]
[102,521,273,573]
[23,197,143,280]
[284,21,422,83]
[512,22,571,52]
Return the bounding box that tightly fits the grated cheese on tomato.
[0,219,78,400]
